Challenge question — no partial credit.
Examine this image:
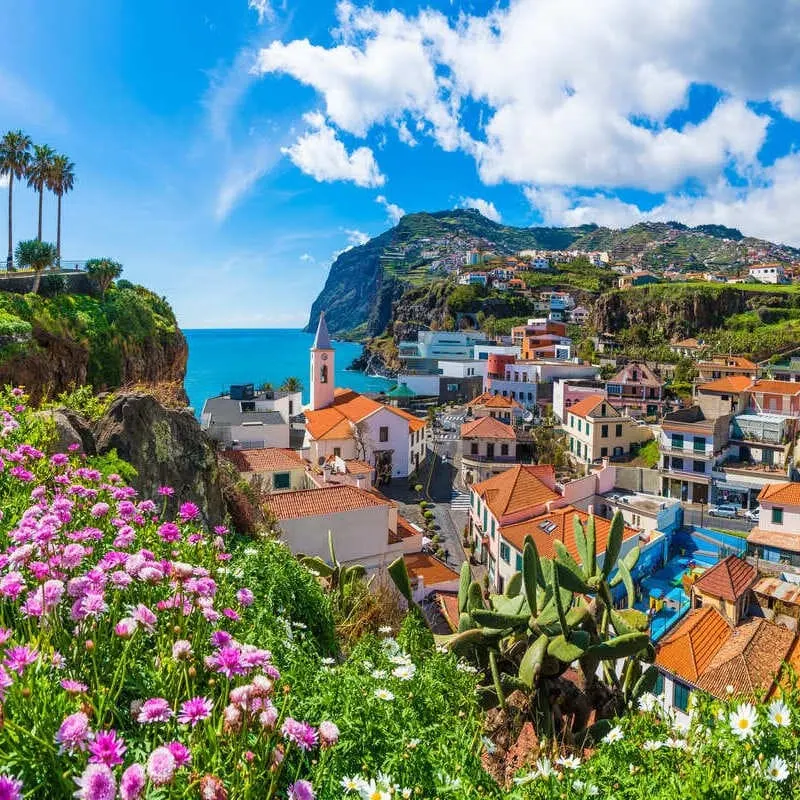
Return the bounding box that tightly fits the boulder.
[93,392,225,526]
[37,408,97,455]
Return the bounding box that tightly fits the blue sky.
[2,0,799,328]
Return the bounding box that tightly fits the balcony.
[659,442,716,458]
[462,453,518,464]
[719,459,787,477]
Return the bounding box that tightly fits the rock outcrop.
[93,392,225,526]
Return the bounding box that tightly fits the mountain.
[306,210,800,338]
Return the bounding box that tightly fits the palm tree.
[15,239,57,293]
[280,376,303,393]
[85,258,123,299]
[49,154,75,263]
[26,144,56,241]
[0,130,32,270]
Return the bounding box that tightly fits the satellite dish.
[523,411,534,423]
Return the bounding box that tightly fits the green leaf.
[471,609,529,629]
[523,539,539,616]
[342,565,366,584]
[616,559,636,608]
[585,515,597,577]
[457,612,475,633]
[547,630,590,663]
[602,512,625,578]
[388,556,413,604]
[611,608,649,634]
[622,544,640,572]
[490,593,528,616]
[299,556,334,578]
[551,560,569,638]
[555,559,590,595]
[505,570,523,598]
[633,664,660,699]
[458,562,471,613]
[573,516,589,575]
[518,634,549,688]
[467,582,484,611]
[588,632,650,660]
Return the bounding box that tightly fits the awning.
[715,482,758,493]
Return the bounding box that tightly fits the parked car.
[708,504,738,519]
[744,508,760,523]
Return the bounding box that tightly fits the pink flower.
[166,740,192,768]
[136,697,172,724]
[198,775,227,800]
[236,588,254,607]
[318,720,340,747]
[88,729,127,767]
[210,630,232,648]
[73,763,116,800]
[60,679,88,695]
[178,696,212,727]
[157,522,181,543]
[90,502,110,518]
[50,453,69,466]
[0,572,25,599]
[0,775,23,800]
[118,764,145,800]
[287,780,315,800]
[146,747,176,786]
[258,701,278,729]
[213,525,229,536]
[178,502,200,522]
[0,666,13,701]
[205,646,246,679]
[281,718,318,751]
[223,608,240,622]
[55,712,91,754]
[172,639,192,660]
[114,618,137,638]
[4,645,37,674]
[131,603,157,633]
[157,486,174,496]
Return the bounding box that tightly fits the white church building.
[303,313,429,482]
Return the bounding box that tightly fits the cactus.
[299,530,369,607]
[390,510,656,743]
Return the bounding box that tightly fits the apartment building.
[747,482,800,567]
[696,356,758,383]
[460,416,518,484]
[605,362,665,417]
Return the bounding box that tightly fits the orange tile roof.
[696,618,795,700]
[656,606,731,683]
[433,591,460,632]
[500,506,638,561]
[403,553,460,587]
[394,515,422,541]
[746,527,800,554]
[343,459,373,475]
[265,484,391,520]
[693,556,756,603]
[460,416,516,439]
[699,356,758,370]
[697,376,753,394]
[757,481,800,504]
[221,448,303,473]
[750,379,800,397]
[472,464,559,520]
[468,391,523,410]
[384,405,427,432]
[566,394,606,419]
[304,407,356,440]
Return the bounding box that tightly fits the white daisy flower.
[729,702,758,739]
[341,775,364,792]
[643,740,663,751]
[400,789,412,799]
[604,725,624,743]
[638,693,659,712]
[764,755,789,782]
[378,625,393,634]
[572,779,586,792]
[371,669,388,679]
[586,786,599,797]
[435,645,448,654]
[556,755,581,769]
[374,688,394,701]
[535,757,555,778]
[392,664,416,680]
[768,699,790,728]
[666,738,687,750]
[456,661,478,673]
[321,656,335,665]
[358,779,390,800]
[389,654,412,665]
[406,738,420,750]
[512,771,536,786]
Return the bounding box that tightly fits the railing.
[0,259,87,275]
[660,464,711,478]
[660,442,716,457]
[462,453,518,464]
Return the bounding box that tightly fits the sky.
[1,0,800,329]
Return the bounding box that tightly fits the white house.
[304,314,429,480]
[749,264,788,284]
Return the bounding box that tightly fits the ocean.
[183,328,392,414]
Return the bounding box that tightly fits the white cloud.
[376,194,405,224]
[771,88,800,121]
[248,0,273,24]
[396,121,417,147]
[459,197,501,223]
[299,252,316,262]
[215,141,282,221]
[345,228,370,246]
[0,174,8,190]
[281,112,385,187]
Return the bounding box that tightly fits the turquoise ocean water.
[183,329,392,414]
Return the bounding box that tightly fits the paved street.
[683,507,753,534]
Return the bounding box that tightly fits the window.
[693,436,706,452]
[320,364,328,384]
[486,443,495,459]
[672,434,684,450]
[379,426,389,442]
[601,447,608,457]
[570,416,574,428]
[673,457,684,470]
[577,420,582,433]
[288,400,294,415]
[654,672,664,697]
[333,447,341,457]
[470,442,478,455]
[500,542,511,563]
[490,518,496,538]
[772,507,784,525]
[586,424,591,437]
[615,424,623,437]
[693,461,705,473]
[515,553,523,571]
[273,472,291,490]
[673,681,692,712]
[601,424,608,438]
[500,443,509,456]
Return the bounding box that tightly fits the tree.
[85,258,123,298]
[26,144,56,241]
[49,154,75,262]
[0,130,32,270]
[280,376,303,393]
[15,239,57,293]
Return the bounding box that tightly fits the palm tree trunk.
[56,193,62,264]
[32,269,41,294]
[37,188,43,241]
[6,175,12,270]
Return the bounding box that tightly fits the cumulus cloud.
[459,197,501,223]
[299,253,316,262]
[376,194,405,224]
[345,228,370,246]
[248,0,273,24]
[281,112,385,187]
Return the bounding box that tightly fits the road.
[683,508,753,534]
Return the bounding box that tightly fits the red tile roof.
[697,376,753,394]
[566,394,606,419]
[472,464,559,520]
[692,556,756,602]
[265,484,391,520]
[746,527,800,554]
[757,481,800,503]
[656,606,732,683]
[467,392,523,410]
[750,379,800,397]
[500,506,639,561]
[403,553,460,587]
[460,416,516,439]
[221,448,304,473]
[433,591,460,632]
[699,356,758,370]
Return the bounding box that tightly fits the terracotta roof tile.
[467,392,523,410]
[472,465,559,520]
[384,405,427,432]
[757,481,800,504]
[433,591,460,632]
[696,618,795,700]
[500,506,638,561]
[656,606,731,683]
[566,394,606,419]
[750,379,800,397]
[221,448,303,473]
[394,515,422,542]
[693,556,756,602]
[699,356,758,370]
[265,484,391,520]
[697,376,753,394]
[746,527,800,554]
[460,416,516,439]
[403,553,460,587]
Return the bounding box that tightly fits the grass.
[631,439,659,468]
[706,526,750,539]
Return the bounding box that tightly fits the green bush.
[0,310,32,338]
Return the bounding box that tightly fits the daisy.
[512,772,536,786]
[729,703,757,739]
[643,740,664,751]
[535,757,555,778]
[764,755,789,782]
[358,779,390,800]
[374,688,394,701]
[371,669,387,679]
[378,626,393,634]
[638,693,659,712]
[340,776,363,792]
[557,754,581,769]
[604,725,624,743]
[768,698,790,728]
[177,696,212,727]
[392,664,416,680]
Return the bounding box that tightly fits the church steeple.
[310,312,335,410]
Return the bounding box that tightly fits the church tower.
[310,312,335,410]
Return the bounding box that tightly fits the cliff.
[0,284,187,402]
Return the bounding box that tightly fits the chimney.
[588,504,594,516]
